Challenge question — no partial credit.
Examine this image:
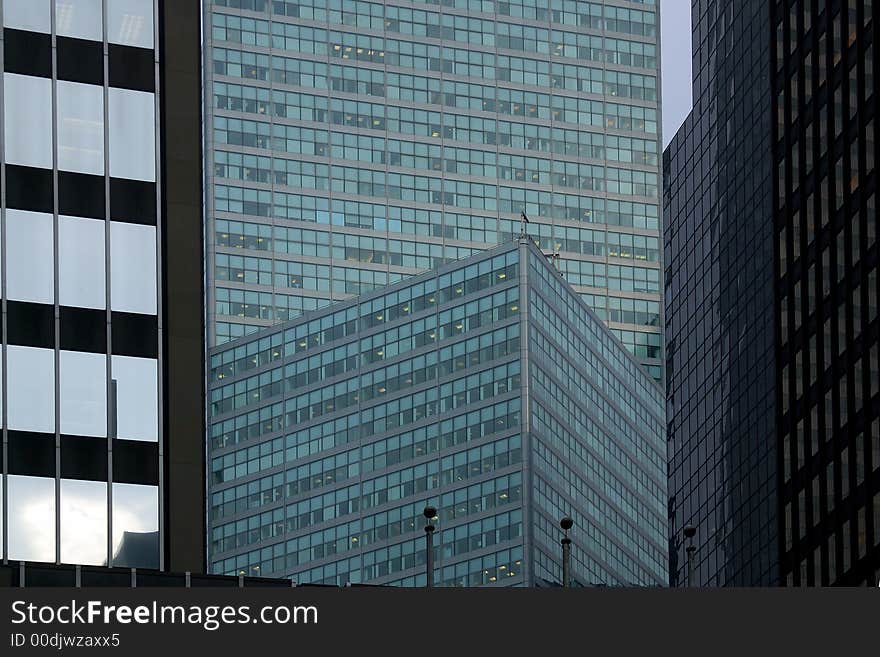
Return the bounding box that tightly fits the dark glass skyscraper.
[665,0,878,586]
[0,0,204,573]
[771,0,878,586]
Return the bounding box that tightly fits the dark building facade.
[665,0,778,587]
[772,0,878,586]
[0,0,204,573]
[665,0,878,586]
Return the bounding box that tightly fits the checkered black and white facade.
[0,0,162,569]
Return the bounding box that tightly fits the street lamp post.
[560,516,573,588]
[423,506,437,589]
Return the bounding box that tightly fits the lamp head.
[684,526,696,539]
[423,506,437,520]
[560,517,573,531]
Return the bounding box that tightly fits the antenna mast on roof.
[519,210,530,238]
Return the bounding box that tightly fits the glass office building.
[0,0,204,572]
[771,0,878,586]
[203,0,663,381]
[207,239,667,586]
[664,0,778,587]
[665,0,878,586]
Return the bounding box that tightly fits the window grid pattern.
[772,0,879,586]
[1,0,162,569]
[204,0,663,380]
[207,241,665,586]
[665,0,781,587]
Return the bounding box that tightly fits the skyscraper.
[203,0,663,381]
[207,239,667,586]
[771,0,877,586]
[664,0,777,588]
[665,0,878,586]
[0,0,204,573]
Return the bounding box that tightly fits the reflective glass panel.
[109,221,157,314]
[55,0,103,41]
[60,350,107,437]
[57,80,105,175]
[2,0,51,33]
[108,88,156,182]
[8,475,56,562]
[107,0,154,49]
[111,482,159,569]
[59,215,106,309]
[111,355,158,442]
[3,73,53,169]
[6,345,55,433]
[60,479,108,565]
[5,209,54,304]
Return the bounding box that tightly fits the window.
[60,350,107,437]
[7,346,56,432]
[3,0,51,32]
[8,475,56,562]
[59,215,106,309]
[112,355,158,442]
[112,482,159,568]
[3,73,52,169]
[60,479,107,565]
[57,80,105,175]
[56,0,103,41]
[108,88,156,182]
[107,0,154,49]
[5,209,54,304]
[110,221,157,315]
